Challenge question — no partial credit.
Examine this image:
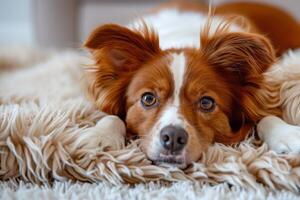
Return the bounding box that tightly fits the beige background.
[1,0,299,49]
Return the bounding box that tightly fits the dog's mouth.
[151,153,187,169]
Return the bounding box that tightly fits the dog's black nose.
[160,125,188,152]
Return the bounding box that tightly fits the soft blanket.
[0,47,300,198]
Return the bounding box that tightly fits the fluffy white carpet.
[0,47,300,199]
[1,180,300,200]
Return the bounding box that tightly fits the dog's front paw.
[257,116,300,154]
[95,115,126,150]
[77,115,126,151]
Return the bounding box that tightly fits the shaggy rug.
[1,180,300,200]
[0,46,300,199]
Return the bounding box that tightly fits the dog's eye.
[199,96,215,112]
[141,92,158,108]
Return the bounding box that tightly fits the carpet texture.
[0,47,300,198]
[1,180,300,200]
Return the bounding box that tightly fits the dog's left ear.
[201,32,276,137]
[84,24,160,118]
[84,24,160,71]
[201,32,275,86]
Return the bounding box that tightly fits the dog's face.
[84,23,275,168]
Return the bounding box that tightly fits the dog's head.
[84,23,275,168]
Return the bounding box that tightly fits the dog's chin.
[153,160,188,169]
[150,153,189,169]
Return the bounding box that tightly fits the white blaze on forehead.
[159,52,187,127]
[148,53,187,154]
[171,53,186,107]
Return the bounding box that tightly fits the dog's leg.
[257,116,300,154]
[78,115,126,151]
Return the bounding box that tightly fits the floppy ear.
[201,32,275,86]
[201,31,276,136]
[84,24,160,118]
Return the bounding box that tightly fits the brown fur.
[215,2,300,56]
[84,17,275,164]
[84,24,161,118]
[199,22,276,144]
[157,1,300,56]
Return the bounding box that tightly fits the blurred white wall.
[78,1,158,45]
[0,0,34,45]
[0,0,299,49]
[32,0,77,49]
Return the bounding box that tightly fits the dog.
[84,2,300,168]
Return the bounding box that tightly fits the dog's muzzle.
[159,125,188,153]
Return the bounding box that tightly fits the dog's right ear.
[84,24,160,117]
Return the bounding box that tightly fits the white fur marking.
[159,106,184,127]
[148,52,188,157]
[258,116,300,154]
[171,53,186,107]
[159,53,186,127]
[130,9,244,49]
